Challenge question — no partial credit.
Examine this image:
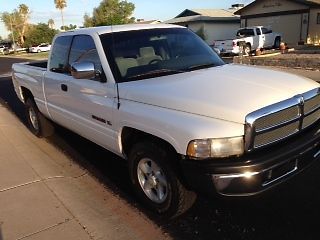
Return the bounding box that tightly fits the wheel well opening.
[20,87,34,103]
[121,127,192,190]
[121,127,178,158]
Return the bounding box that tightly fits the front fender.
[117,100,244,155]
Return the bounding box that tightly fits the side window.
[262,28,271,34]
[256,28,261,35]
[68,35,103,80]
[49,36,73,73]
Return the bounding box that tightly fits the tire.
[25,98,54,137]
[37,49,41,53]
[274,37,281,49]
[128,142,196,218]
[243,44,251,56]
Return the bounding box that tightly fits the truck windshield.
[100,28,224,82]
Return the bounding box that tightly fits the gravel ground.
[272,53,320,59]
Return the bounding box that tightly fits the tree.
[48,18,55,29]
[1,4,30,45]
[195,26,206,41]
[83,0,135,27]
[60,24,77,31]
[83,13,94,27]
[24,23,58,47]
[54,0,67,31]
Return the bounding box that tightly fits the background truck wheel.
[25,98,54,137]
[243,44,251,56]
[128,142,196,218]
[274,37,281,49]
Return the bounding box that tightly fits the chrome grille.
[302,109,320,129]
[245,88,320,151]
[254,122,299,148]
[254,105,299,131]
[304,94,320,114]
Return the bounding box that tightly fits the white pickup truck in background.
[12,24,320,218]
[214,26,282,55]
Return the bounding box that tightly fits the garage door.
[247,14,302,45]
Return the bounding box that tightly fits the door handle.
[61,84,68,92]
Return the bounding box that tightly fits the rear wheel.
[25,98,54,137]
[128,142,196,218]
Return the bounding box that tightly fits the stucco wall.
[178,22,240,45]
[247,14,302,44]
[204,22,240,44]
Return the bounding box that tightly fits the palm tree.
[54,0,67,31]
[18,4,30,45]
[48,18,55,29]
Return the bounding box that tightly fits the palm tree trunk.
[61,9,65,31]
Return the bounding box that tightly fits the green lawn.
[0,51,49,60]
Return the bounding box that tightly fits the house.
[165,7,241,45]
[235,0,320,45]
[136,19,162,24]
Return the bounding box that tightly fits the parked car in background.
[214,26,281,55]
[0,45,5,55]
[29,43,51,53]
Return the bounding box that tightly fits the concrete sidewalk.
[0,104,168,240]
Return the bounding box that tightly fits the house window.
[317,13,320,24]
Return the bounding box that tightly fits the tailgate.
[214,40,236,52]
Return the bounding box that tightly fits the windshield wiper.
[185,63,216,71]
[126,69,185,80]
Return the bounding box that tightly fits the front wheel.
[128,142,196,218]
[243,44,251,56]
[25,98,54,137]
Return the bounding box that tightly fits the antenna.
[109,4,121,110]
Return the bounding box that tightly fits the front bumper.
[180,122,320,196]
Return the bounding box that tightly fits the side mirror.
[71,61,95,79]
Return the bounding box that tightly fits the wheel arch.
[20,86,34,103]
[120,126,180,159]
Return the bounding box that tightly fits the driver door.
[62,34,118,152]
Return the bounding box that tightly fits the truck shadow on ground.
[1,76,320,240]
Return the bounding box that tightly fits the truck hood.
[118,64,319,124]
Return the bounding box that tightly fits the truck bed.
[25,60,47,69]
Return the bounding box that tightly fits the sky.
[0,0,253,38]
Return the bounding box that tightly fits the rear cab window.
[237,29,255,37]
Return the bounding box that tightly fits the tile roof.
[165,8,239,24]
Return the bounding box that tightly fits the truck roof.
[57,24,185,36]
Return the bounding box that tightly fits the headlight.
[187,136,244,159]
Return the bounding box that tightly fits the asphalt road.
[2,57,320,240]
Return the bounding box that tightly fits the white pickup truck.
[12,24,320,217]
[214,26,282,55]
